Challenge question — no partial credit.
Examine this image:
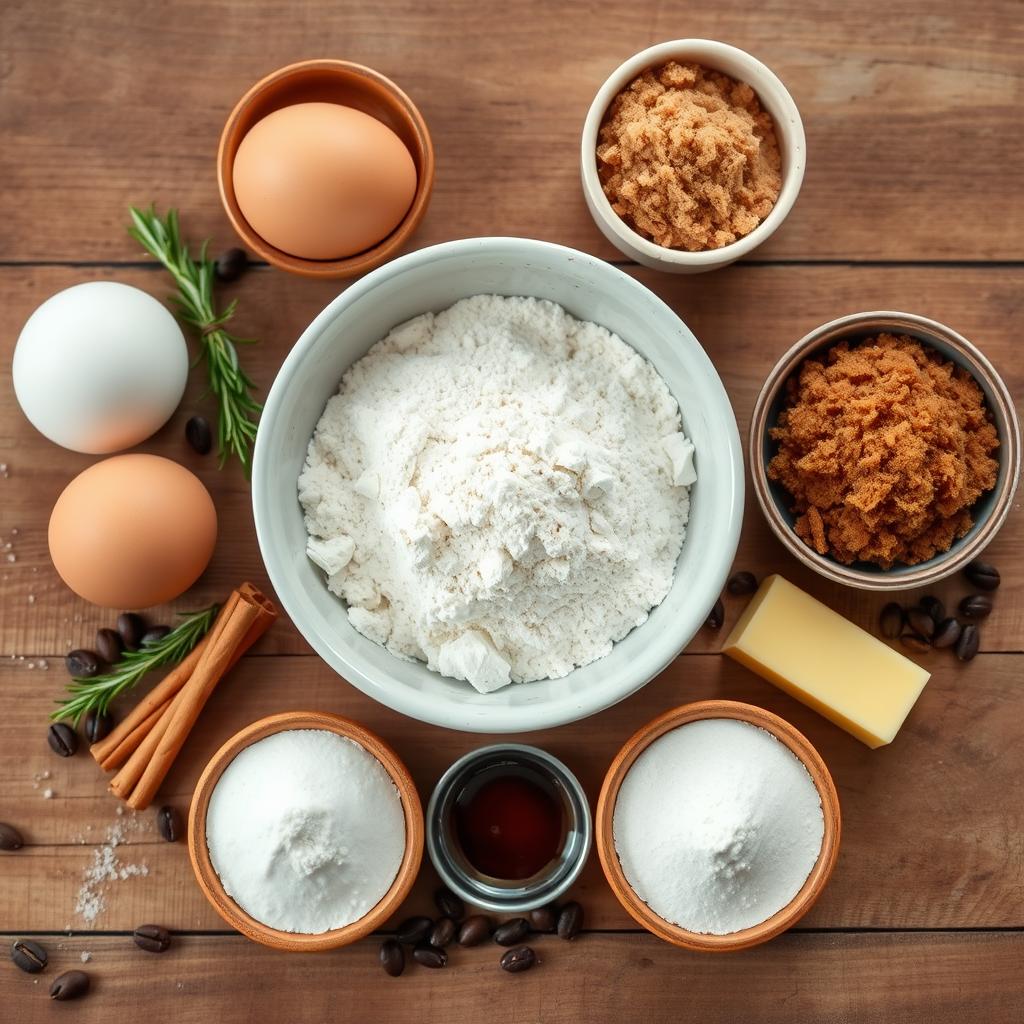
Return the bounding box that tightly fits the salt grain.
[80,951,91,963]
[74,812,150,925]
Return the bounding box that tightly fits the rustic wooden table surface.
[2,1,1022,1020]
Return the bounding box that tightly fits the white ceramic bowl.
[252,238,744,732]
[581,40,806,273]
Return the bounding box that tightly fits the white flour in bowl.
[298,294,695,691]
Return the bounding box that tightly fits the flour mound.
[298,294,693,689]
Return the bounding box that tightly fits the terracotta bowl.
[217,59,435,279]
[188,711,423,951]
[596,700,840,952]
[750,311,1021,591]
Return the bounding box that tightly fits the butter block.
[723,575,929,748]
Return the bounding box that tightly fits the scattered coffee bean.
[396,915,434,945]
[919,596,945,625]
[156,805,182,843]
[412,943,447,969]
[47,721,78,757]
[726,571,758,596]
[965,560,1000,592]
[494,918,530,946]
[214,247,249,283]
[556,901,583,941]
[95,627,124,665]
[500,946,537,973]
[65,649,101,678]
[141,626,172,646]
[0,823,24,851]
[458,915,492,947]
[379,938,404,977]
[705,597,725,630]
[879,602,904,639]
[83,709,114,744]
[11,939,47,973]
[932,618,962,650]
[185,415,213,456]
[117,612,146,651]
[430,917,457,948]
[50,970,90,1001]
[133,924,171,953]
[955,624,980,662]
[434,886,465,921]
[906,607,936,641]
[900,633,931,654]
[959,594,993,621]
[528,906,557,934]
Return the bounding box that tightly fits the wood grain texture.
[0,1,1022,262]
[2,654,1021,932]
[1,932,1023,1023]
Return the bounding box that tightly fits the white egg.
[12,281,189,453]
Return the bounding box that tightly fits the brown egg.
[48,455,217,609]
[232,102,417,260]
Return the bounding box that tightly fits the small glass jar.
[426,744,592,913]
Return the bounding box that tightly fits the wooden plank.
[1,932,1022,1023]
[1,264,1020,659]
[2,653,1021,932]
[0,1,1022,262]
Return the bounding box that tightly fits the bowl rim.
[251,235,745,733]
[749,310,1022,591]
[580,38,806,267]
[187,710,424,951]
[595,699,841,952]
[217,58,435,280]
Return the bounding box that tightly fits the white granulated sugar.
[299,294,694,690]
[613,719,825,935]
[206,729,406,934]
[75,812,149,925]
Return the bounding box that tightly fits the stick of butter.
[723,574,930,748]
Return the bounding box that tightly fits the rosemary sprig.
[52,605,219,725]
[128,206,262,475]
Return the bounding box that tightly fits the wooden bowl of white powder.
[596,700,840,952]
[188,711,423,951]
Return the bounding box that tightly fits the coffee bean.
[879,603,905,639]
[726,571,758,596]
[965,560,1000,592]
[900,633,931,654]
[412,944,447,969]
[395,915,433,945]
[434,886,465,921]
[528,906,557,934]
[430,917,457,948]
[918,596,945,625]
[932,618,962,649]
[185,415,213,456]
[117,612,146,651]
[556,901,583,941]
[156,805,182,843]
[906,607,936,640]
[133,924,171,953]
[458,915,492,947]
[11,939,47,973]
[65,649,101,678]
[214,247,249,283]
[955,624,980,662]
[48,721,78,757]
[83,709,114,744]
[705,597,725,630]
[50,970,90,1001]
[0,822,24,851]
[500,946,537,973]
[95,627,123,665]
[141,626,171,646]
[493,918,530,946]
[959,594,993,621]
[379,938,404,977]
